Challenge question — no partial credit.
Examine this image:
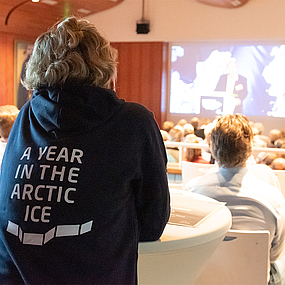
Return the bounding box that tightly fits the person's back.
[186,114,285,284]
[0,17,170,284]
[187,166,284,259]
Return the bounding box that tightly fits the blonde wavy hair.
[23,16,117,90]
[0,105,19,141]
[184,134,201,162]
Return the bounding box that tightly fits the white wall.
[88,0,285,42]
[87,0,285,134]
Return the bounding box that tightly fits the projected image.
[170,43,285,117]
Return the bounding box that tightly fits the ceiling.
[0,0,250,40]
[0,0,125,39]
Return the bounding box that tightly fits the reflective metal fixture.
[5,0,40,25]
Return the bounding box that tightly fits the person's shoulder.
[244,167,283,196]
[121,102,154,121]
[247,164,277,184]
[123,102,152,113]
[239,74,247,81]
[218,74,227,81]
[185,169,218,191]
[115,102,160,135]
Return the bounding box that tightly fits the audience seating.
[195,229,270,285]
[273,170,285,198]
[167,162,181,174]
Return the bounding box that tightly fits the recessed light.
[77,8,92,14]
[41,0,58,5]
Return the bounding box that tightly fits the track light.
[136,0,150,34]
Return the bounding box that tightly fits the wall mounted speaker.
[136,21,150,34]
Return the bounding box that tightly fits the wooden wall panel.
[112,42,168,128]
[0,40,169,127]
[0,33,15,106]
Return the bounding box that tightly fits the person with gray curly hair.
[186,114,285,285]
[0,17,170,284]
[210,114,253,168]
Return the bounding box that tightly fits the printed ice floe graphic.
[7,220,93,246]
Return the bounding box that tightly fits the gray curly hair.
[210,114,253,168]
[23,16,117,90]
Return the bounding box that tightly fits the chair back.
[195,229,270,285]
[182,161,215,189]
[273,170,285,198]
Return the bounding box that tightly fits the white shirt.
[226,73,238,94]
[186,166,285,262]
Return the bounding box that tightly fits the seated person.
[186,114,285,285]
[173,124,184,137]
[274,139,285,149]
[160,130,175,162]
[191,116,205,140]
[160,130,169,142]
[166,127,183,162]
[272,157,285,170]
[200,117,211,129]
[190,116,200,130]
[162,120,174,133]
[184,134,209,164]
[256,152,278,167]
[268,129,282,148]
[177,118,187,127]
[252,126,267,148]
[253,122,270,146]
[202,121,217,164]
[0,105,19,169]
[183,123,194,138]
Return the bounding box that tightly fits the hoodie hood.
[30,85,125,139]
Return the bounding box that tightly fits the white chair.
[182,161,216,190]
[195,229,270,285]
[273,170,285,198]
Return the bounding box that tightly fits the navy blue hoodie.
[0,85,170,284]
